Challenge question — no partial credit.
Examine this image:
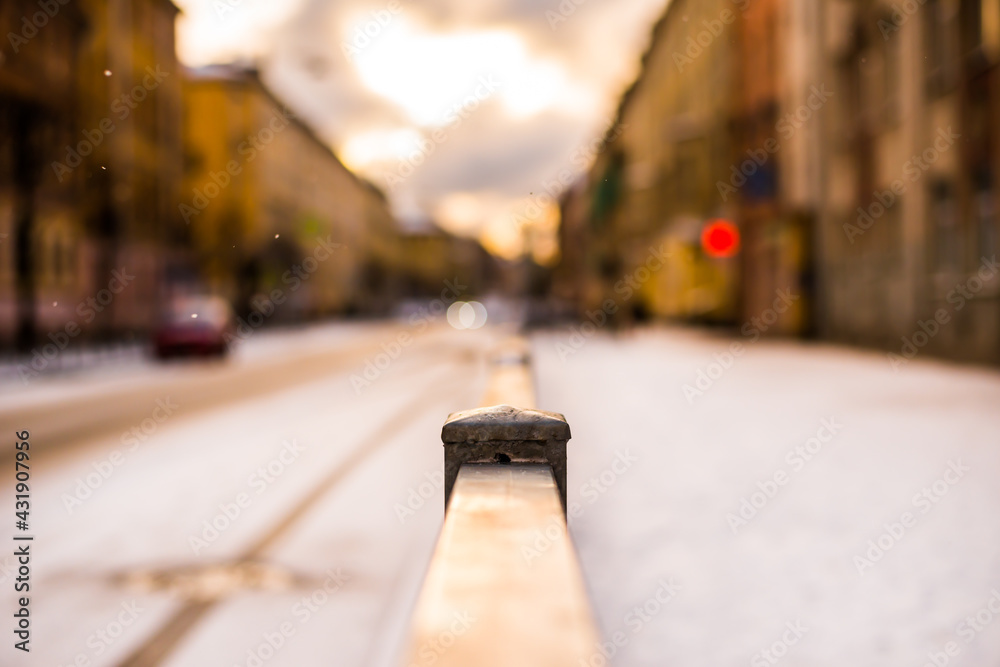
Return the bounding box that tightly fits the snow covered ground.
[0,321,498,667]
[4,321,999,666]
[534,324,1000,667]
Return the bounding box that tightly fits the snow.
[533,325,1000,667]
[6,322,1000,666]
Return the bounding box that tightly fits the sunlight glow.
[340,128,426,170]
[435,193,489,236]
[174,0,308,65]
[480,214,525,260]
[349,18,574,126]
[173,0,659,261]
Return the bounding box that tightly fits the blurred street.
[2,0,998,664]
[2,322,999,666]
[0,321,500,667]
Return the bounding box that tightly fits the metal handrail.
[399,339,601,667]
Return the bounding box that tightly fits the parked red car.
[153,295,234,359]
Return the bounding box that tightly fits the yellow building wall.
[182,67,397,317]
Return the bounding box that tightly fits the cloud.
[405,109,592,198]
[173,0,669,256]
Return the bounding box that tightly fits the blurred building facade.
[730,0,818,336]
[0,0,86,349]
[77,0,186,340]
[819,0,999,362]
[395,219,497,299]
[558,0,741,326]
[181,65,401,319]
[1,3,420,355]
[1,0,184,349]
[559,0,1000,363]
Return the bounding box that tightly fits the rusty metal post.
[442,405,571,513]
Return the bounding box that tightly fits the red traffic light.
[701,219,740,258]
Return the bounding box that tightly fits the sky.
[173,0,668,261]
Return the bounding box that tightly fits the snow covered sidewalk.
[534,325,1000,667]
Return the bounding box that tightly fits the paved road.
[1,321,501,667]
[4,322,1000,666]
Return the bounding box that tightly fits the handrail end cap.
[441,404,571,443]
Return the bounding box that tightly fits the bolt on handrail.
[399,338,601,667]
